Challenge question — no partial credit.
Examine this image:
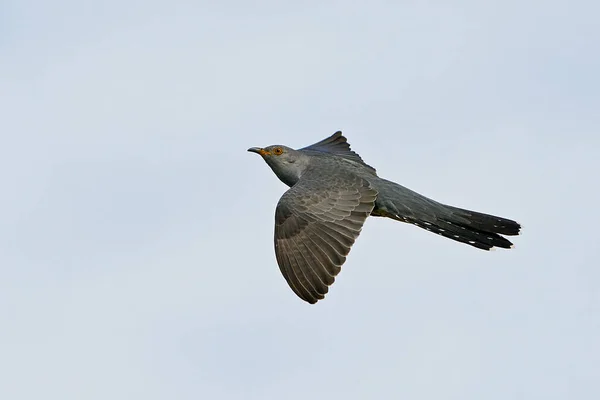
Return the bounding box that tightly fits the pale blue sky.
[1,1,599,399]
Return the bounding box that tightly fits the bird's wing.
[301,131,377,173]
[274,168,378,304]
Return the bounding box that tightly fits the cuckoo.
[248,131,521,304]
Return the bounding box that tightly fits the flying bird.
[248,131,520,304]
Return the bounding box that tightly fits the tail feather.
[445,206,521,236]
[411,217,516,250]
[373,180,521,251]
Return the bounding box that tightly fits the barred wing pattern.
[274,170,378,304]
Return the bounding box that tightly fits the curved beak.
[247,147,271,156]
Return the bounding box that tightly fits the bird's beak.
[247,147,271,156]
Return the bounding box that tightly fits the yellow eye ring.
[272,147,283,155]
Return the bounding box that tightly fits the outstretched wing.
[274,168,378,304]
[301,131,377,173]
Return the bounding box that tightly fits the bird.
[248,131,521,304]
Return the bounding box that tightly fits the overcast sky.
[1,1,599,399]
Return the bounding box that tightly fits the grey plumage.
[248,131,521,304]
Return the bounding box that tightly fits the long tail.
[373,181,521,250]
[419,205,521,250]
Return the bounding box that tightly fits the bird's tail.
[422,205,521,250]
[374,181,521,250]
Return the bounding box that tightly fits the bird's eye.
[272,147,283,155]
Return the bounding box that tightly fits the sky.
[1,1,599,399]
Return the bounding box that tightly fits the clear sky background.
[1,1,599,399]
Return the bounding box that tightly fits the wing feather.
[274,169,377,304]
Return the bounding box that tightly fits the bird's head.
[247,144,309,187]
